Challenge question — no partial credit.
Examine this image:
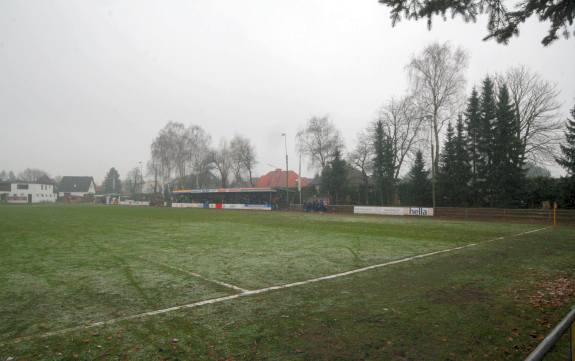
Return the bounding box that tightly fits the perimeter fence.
[289,204,575,225]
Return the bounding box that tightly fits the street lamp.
[298,152,302,205]
[281,133,289,205]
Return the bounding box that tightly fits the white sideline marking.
[139,257,249,293]
[4,226,550,345]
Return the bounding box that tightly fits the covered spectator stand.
[172,187,279,210]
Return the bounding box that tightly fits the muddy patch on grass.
[508,272,575,309]
[426,284,490,305]
[528,276,575,309]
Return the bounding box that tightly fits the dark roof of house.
[58,176,95,193]
[0,179,54,185]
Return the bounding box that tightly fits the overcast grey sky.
[0,0,573,182]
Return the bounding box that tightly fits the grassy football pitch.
[1,204,574,360]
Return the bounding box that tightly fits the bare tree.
[164,122,189,181]
[407,42,469,207]
[150,122,212,188]
[241,142,257,186]
[348,129,373,204]
[211,140,234,188]
[497,65,562,163]
[124,167,142,195]
[297,115,344,171]
[378,95,425,180]
[192,156,215,188]
[230,136,245,185]
[18,168,50,182]
[185,125,212,188]
[230,135,257,186]
[151,126,176,183]
[146,158,161,193]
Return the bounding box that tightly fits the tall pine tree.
[438,122,457,206]
[438,118,471,206]
[557,105,575,176]
[557,104,575,208]
[477,77,497,206]
[373,120,395,205]
[492,85,524,207]
[102,167,122,194]
[382,136,396,204]
[321,148,348,205]
[465,87,481,205]
[404,150,431,206]
[453,115,472,205]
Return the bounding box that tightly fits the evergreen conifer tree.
[103,168,122,194]
[452,115,472,205]
[438,122,457,205]
[372,120,395,205]
[320,164,333,202]
[382,136,395,204]
[321,148,348,205]
[477,77,497,206]
[557,105,575,176]
[465,87,481,205]
[405,150,431,206]
[557,105,575,208]
[373,121,385,205]
[492,85,525,207]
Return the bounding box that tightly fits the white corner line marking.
[138,256,249,293]
[3,226,550,345]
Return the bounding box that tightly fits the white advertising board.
[407,207,434,216]
[119,200,150,206]
[223,204,272,211]
[354,206,433,217]
[172,202,204,208]
[354,206,405,216]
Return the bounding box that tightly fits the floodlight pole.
[282,133,289,206]
[139,161,143,194]
[423,115,436,209]
[298,152,302,205]
[429,121,436,209]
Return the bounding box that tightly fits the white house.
[0,181,57,203]
[58,176,96,198]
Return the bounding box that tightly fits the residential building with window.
[58,176,96,198]
[0,181,57,203]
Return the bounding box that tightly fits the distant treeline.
[4,43,575,209]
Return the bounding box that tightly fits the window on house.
[17,184,29,190]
